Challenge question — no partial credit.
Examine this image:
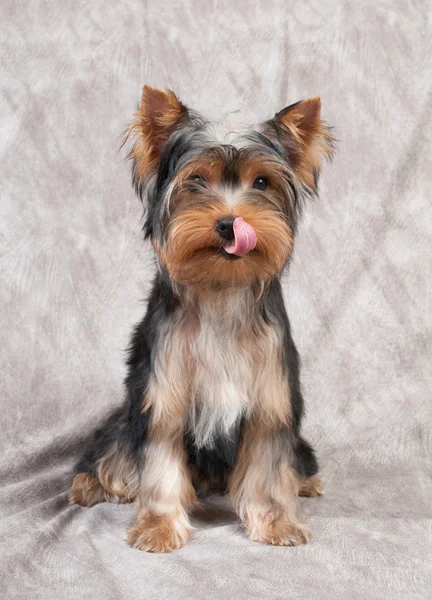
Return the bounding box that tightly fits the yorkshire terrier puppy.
[69,86,335,552]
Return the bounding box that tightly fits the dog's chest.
[184,294,262,449]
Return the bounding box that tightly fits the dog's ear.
[268,97,335,192]
[124,86,189,197]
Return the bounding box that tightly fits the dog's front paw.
[247,515,311,547]
[128,513,191,552]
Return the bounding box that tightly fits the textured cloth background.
[0,1,431,598]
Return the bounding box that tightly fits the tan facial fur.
[158,155,294,288]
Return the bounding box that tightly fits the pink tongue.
[223,217,257,257]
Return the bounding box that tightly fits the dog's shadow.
[191,494,239,527]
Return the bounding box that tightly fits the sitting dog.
[69,86,334,552]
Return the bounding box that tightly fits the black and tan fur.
[69,86,334,552]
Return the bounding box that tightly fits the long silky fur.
[70,88,334,551]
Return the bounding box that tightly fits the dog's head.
[124,86,334,288]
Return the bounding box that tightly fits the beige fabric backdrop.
[1,1,431,598]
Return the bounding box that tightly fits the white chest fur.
[185,290,282,448]
[148,289,289,448]
[189,305,251,447]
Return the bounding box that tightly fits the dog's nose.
[215,216,235,241]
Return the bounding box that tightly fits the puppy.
[69,86,334,552]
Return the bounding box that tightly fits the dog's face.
[125,87,334,288]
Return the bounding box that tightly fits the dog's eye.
[190,175,205,184]
[252,176,268,191]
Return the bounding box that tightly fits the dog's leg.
[293,436,324,497]
[127,332,196,553]
[127,429,196,552]
[69,437,138,507]
[69,405,139,507]
[69,464,137,506]
[69,472,111,506]
[230,420,310,546]
[298,474,324,497]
